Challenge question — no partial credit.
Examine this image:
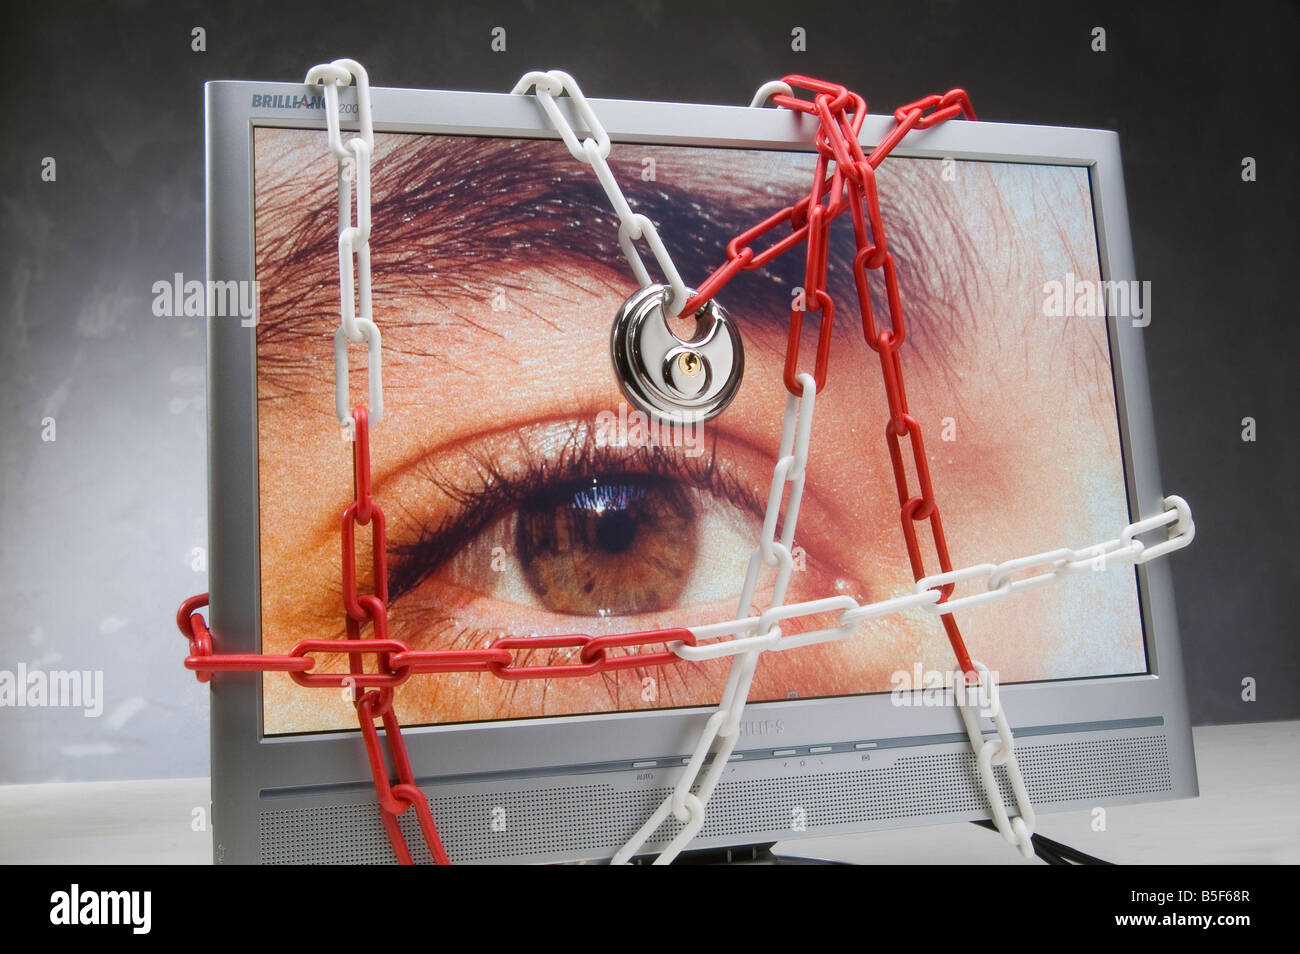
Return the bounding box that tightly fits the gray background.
[0,0,1294,783]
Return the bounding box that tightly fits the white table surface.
[2,721,1295,864]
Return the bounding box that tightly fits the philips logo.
[736,719,784,737]
[251,93,325,110]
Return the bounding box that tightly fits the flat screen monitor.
[201,76,1196,864]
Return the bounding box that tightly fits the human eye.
[377,417,859,664]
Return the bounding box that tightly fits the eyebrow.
[254,132,980,392]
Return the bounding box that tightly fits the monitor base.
[630,842,846,865]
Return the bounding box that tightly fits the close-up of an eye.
[384,433,785,631]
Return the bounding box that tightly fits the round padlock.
[609,284,744,425]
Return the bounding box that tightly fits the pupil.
[595,510,636,553]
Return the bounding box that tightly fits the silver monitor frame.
[203,78,1196,864]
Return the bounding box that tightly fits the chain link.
[340,405,449,862]
[513,70,692,319]
[355,688,451,864]
[918,495,1196,615]
[612,373,819,864]
[956,662,1036,858]
[748,80,794,108]
[305,59,383,426]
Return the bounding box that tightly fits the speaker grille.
[258,733,1170,864]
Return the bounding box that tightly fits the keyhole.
[678,352,702,376]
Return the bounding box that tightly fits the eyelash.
[385,428,766,606]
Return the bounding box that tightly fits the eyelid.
[381,417,768,604]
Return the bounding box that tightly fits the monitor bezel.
[204,78,1196,851]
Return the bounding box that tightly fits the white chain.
[748,80,794,108]
[512,70,693,319]
[649,494,1195,664]
[611,492,1191,861]
[957,661,1037,858]
[602,491,1194,861]
[612,373,820,864]
[304,58,382,426]
[915,494,1195,614]
[931,497,1192,858]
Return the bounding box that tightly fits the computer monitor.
[201,75,1196,864]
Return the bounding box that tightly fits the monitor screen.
[252,127,1143,737]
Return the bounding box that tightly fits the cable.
[971,819,1113,865]
[1031,831,1115,866]
[1031,839,1072,866]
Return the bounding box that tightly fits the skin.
[252,129,1143,734]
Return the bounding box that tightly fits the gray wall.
[0,0,1294,783]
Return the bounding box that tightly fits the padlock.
[609,284,744,425]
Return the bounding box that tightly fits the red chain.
[679,76,977,675]
[180,607,697,689]
[176,76,979,863]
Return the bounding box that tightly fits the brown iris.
[516,475,698,615]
